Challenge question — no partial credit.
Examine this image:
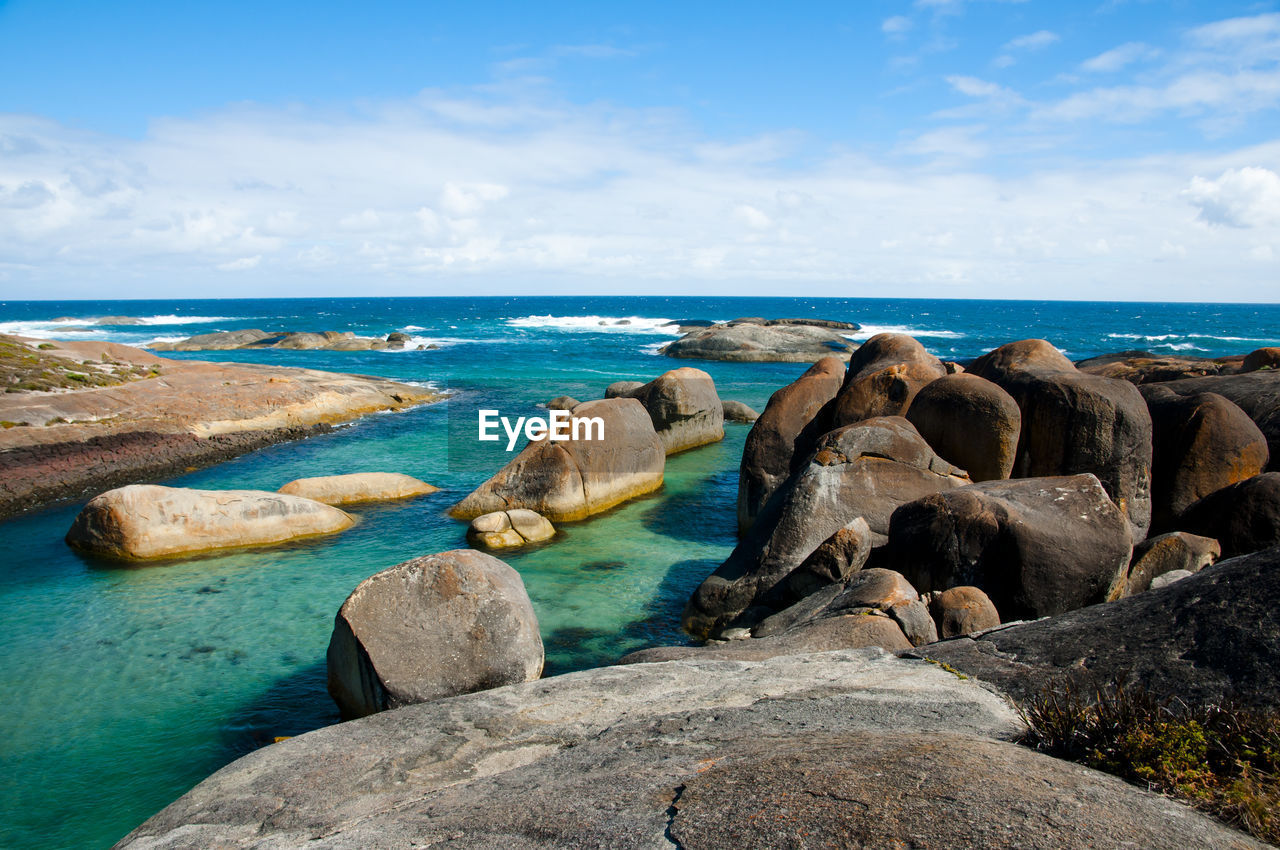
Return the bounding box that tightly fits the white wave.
[0,319,98,339]
[639,341,668,356]
[846,323,964,340]
[133,314,235,325]
[377,335,471,352]
[141,336,187,345]
[1153,342,1208,352]
[400,325,427,332]
[506,314,683,335]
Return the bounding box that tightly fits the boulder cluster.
[149,329,434,351]
[681,333,1280,649]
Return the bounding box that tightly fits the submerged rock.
[450,398,664,522]
[278,472,438,505]
[720,399,759,422]
[65,484,353,559]
[327,549,543,720]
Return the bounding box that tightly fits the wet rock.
[65,484,354,559]
[326,549,543,720]
[278,472,438,505]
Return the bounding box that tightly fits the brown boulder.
[832,333,946,426]
[278,472,438,505]
[970,339,1153,538]
[685,417,968,637]
[621,614,912,663]
[1243,347,1280,372]
[1179,472,1280,557]
[905,373,1020,481]
[887,474,1133,621]
[1140,386,1268,532]
[627,367,724,454]
[927,586,1000,638]
[721,399,759,422]
[450,398,664,522]
[1154,371,1280,471]
[737,356,845,533]
[1125,531,1220,595]
[326,549,544,720]
[784,516,872,599]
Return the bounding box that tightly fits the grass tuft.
[1019,679,1280,843]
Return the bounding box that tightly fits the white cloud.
[1005,30,1059,51]
[1,94,1279,300]
[1188,13,1280,45]
[882,15,913,35]
[1183,166,1280,228]
[946,75,1008,98]
[1080,42,1158,73]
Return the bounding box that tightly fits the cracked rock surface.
[115,648,1262,849]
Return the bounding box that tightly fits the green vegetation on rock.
[0,338,156,393]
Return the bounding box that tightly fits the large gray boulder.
[117,648,1262,849]
[65,484,354,559]
[970,339,1153,539]
[737,356,845,534]
[662,321,856,362]
[685,417,969,638]
[906,372,1020,481]
[832,333,947,426]
[626,367,724,454]
[1140,386,1269,532]
[887,474,1133,621]
[915,544,1280,709]
[327,549,544,720]
[450,398,665,522]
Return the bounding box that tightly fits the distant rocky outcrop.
[467,509,556,549]
[661,319,857,362]
[65,484,354,559]
[117,647,1262,850]
[450,398,665,522]
[149,329,414,352]
[278,472,438,505]
[327,550,543,720]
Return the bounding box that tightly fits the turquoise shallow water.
[1,296,1279,848]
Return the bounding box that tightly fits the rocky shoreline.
[0,335,442,520]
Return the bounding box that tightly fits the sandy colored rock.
[604,380,644,398]
[721,399,759,422]
[278,472,437,505]
[832,333,947,426]
[906,372,1020,481]
[1126,531,1220,595]
[450,398,665,522]
[327,549,543,720]
[738,356,845,534]
[65,484,354,559]
[467,509,556,549]
[628,366,724,454]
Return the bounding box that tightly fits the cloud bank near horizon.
[2,11,1279,301]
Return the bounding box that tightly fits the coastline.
[0,335,443,520]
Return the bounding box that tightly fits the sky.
[1,0,1279,301]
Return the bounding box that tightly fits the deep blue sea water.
[1,295,1278,849]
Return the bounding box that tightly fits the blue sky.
[1,0,1279,300]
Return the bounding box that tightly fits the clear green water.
[2,296,1279,847]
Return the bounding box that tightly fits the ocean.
[1,295,1278,848]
